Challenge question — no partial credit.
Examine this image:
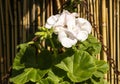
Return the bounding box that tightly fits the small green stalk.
[49,38,57,58]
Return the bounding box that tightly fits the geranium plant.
[10,10,109,84]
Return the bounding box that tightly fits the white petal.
[45,23,53,29]
[66,14,76,30]
[53,26,64,34]
[58,31,77,48]
[45,15,60,28]
[71,12,79,17]
[64,29,77,39]
[54,12,66,27]
[76,31,88,41]
[76,18,92,34]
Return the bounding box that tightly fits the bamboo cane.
[5,1,10,83]
[109,0,114,83]
[95,0,100,60]
[50,0,53,15]
[37,1,41,26]
[14,0,18,55]
[77,4,80,16]
[23,0,27,42]
[9,0,14,62]
[26,0,30,38]
[0,0,6,83]
[117,0,120,83]
[0,0,2,82]
[5,0,10,64]
[0,12,2,83]
[87,0,90,21]
[106,7,110,82]
[113,0,117,83]
[56,0,61,12]
[101,0,108,80]
[31,2,36,32]
[101,0,107,62]
[18,1,22,43]
[42,0,45,25]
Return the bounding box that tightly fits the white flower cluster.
[45,10,92,48]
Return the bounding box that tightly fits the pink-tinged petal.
[76,18,92,34]
[76,31,88,41]
[58,31,77,48]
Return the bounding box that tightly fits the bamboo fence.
[0,0,120,84]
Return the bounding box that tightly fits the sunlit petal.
[76,18,92,34]
[66,14,76,30]
[76,31,88,41]
[45,15,60,28]
[58,31,77,48]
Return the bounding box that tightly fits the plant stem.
[49,38,57,58]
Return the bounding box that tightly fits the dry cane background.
[0,0,120,84]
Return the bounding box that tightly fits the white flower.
[45,10,92,48]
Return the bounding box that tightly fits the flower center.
[64,25,67,28]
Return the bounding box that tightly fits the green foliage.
[55,51,96,82]
[10,27,109,84]
[10,68,48,84]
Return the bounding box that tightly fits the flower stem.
[49,38,57,58]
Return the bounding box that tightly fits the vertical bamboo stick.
[95,0,100,35]
[37,4,41,26]
[0,0,2,82]
[101,3,108,82]
[77,4,80,16]
[50,0,53,15]
[95,0,100,60]
[5,1,10,82]
[106,7,109,82]
[117,0,120,83]
[5,0,9,62]
[56,0,61,12]
[42,0,45,25]
[23,0,27,42]
[101,0,108,80]
[26,0,30,38]
[47,0,50,18]
[113,0,117,83]
[0,13,2,83]
[14,0,17,55]
[101,0,107,60]
[109,0,114,83]
[0,0,6,83]
[18,1,22,43]
[32,2,36,32]
[86,0,89,20]
[9,0,14,62]
[92,0,96,36]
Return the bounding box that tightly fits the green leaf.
[93,60,109,78]
[79,34,101,56]
[47,70,63,83]
[37,78,55,84]
[37,68,69,84]
[13,44,53,70]
[55,51,96,82]
[91,77,108,84]
[13,43,28,70]
[10,68,48,84]
[95,60,109,73]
